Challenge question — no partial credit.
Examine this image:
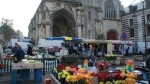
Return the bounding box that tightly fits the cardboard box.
[43,77,51,84]
[91,77,98,84]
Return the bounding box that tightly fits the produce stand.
[134,55,143,61]
[50,58,149,84]
[11,60,43,84]
[61,54,79,66]
[0,64,5,76]
[104,54,123,65]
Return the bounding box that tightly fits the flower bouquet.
[67,70,93,84]
[54,64,94,84]
[53,63,65,79]
[93,70,122,83]
[58,70,70,84]
[55,63,65,72]
[96,61,111,71]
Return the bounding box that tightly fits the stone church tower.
[28,0,123,43]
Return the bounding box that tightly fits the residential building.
[122,0,150,42]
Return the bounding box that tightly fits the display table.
[11,61,43,84]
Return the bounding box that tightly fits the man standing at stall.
[27,44,33,56]
[14,45,25,62]
[12,43,19,54]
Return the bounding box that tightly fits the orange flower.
[120,72,126,77]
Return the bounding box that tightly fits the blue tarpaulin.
[72,38,82,41]
[46,37,64,40]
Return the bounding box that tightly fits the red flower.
[70,65,79,70]
[56,63,65,72]
[96,61,111,71]
[92,70,122,82]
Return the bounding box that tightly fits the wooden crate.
[134,55,143,61]
[42,77,52,84]
[0,64,5,69]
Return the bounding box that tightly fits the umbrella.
[72,38,82,41]
[62,36,72,40]
[46,37,64,40]
[46,36,73,41]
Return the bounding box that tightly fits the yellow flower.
[53,68,57,71]
[106,81,112,84]
[65,66,70,71]
[99,82,103,84]
[115,80,123,84]
[66,75,71,82]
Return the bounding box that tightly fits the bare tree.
[0,18,16,44]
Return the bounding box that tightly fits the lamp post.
[131,0,146,60]
[141,1,147,60]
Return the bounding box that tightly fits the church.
[28,0,123,43]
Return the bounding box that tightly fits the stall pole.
[123,41,125,64]
[42,53,45,76]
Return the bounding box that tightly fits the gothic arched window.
[104,0,116,19]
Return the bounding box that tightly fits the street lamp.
[141,1,147,60]
[131,0,146,60]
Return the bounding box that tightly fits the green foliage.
[0,18,16,42]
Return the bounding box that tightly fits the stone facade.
[28,0,123,43]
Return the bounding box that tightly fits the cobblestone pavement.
[0,72,57,84]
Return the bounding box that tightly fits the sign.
[121,32,127,40]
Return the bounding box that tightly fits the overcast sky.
[0,0,141,36]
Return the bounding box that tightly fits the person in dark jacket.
[27,44,33,56]
[12,43,19,54]
[14,45,25,62]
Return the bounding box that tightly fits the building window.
[129,28,134,37]
[81,25,83,37]
[88,30,91,39]
[42,11,46,20]
[104,0,116,19]
[129,19,133,26]
[147,14,150,22]
[88,12,91,20]
[147,27,150,36]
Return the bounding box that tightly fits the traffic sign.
[121,32,127,40]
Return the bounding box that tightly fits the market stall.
[45,36,83,56]
[11,59,43,84]
[51,59,148,84]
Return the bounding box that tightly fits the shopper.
[27,44,33,56]
[14,45,25,62]
[12,43,19,54]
